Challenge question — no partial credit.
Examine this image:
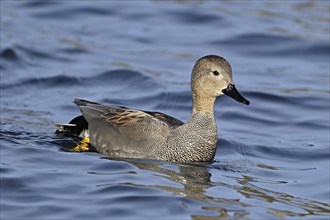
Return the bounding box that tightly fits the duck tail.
[55,115,96,152]
[55,115,88,137]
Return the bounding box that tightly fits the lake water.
[1,1,329,219]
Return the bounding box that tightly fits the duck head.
[191,55,250,105]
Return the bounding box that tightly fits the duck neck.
[192,93,216,116]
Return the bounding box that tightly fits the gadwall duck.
[56,55,250,162]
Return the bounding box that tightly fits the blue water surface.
[1,1,329,219]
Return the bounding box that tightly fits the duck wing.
[144,111,184,127]
[74,99,183,128]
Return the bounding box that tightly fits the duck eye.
[213,71,219,76]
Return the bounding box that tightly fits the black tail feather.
[55,115,88,136]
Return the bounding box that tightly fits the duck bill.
[222,84,250,105]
